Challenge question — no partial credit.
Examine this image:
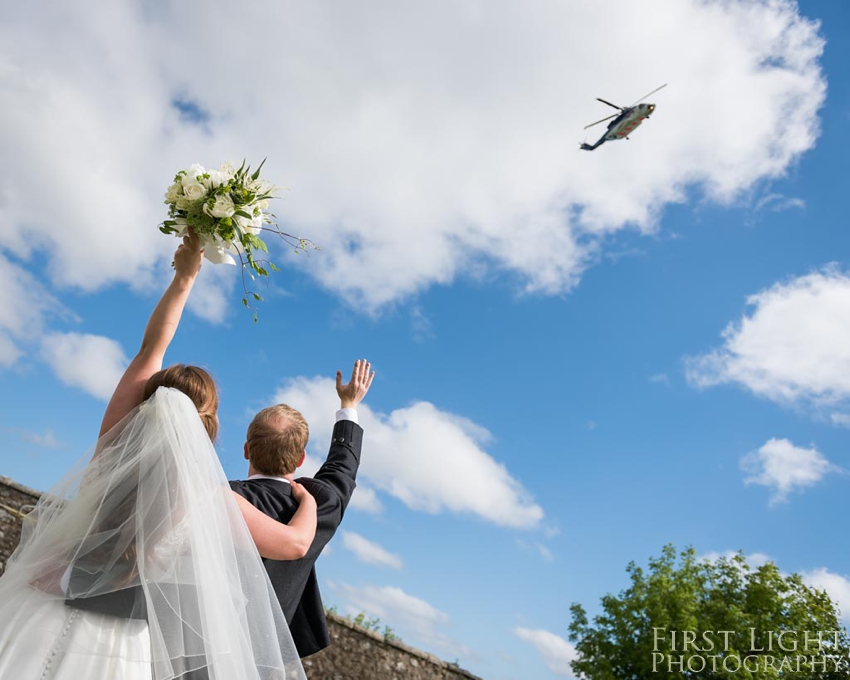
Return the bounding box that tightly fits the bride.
[0,233,313,679]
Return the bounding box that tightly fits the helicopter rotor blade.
[630,83,667,107]
[596,98,623,111]
[584,113,618,129]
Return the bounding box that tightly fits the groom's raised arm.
[311,360,374,511]
[99,233,203,437]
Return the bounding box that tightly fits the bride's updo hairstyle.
[143,364,219,441]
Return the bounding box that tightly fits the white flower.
[204,169,229,190]
[217,162,236,176]
[234,210,251,228]
[248,178,275,195]
[164,182,182,204]
[203,194,235,219]
[181,163,207,188]
[183,183,207,202]
[250,208,265,232]
[171,217,189,237]
[234,209,261,235]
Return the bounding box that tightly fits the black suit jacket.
[229,418,363,657]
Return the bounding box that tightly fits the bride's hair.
[143,364,219,441]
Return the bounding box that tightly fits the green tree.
[568,545,850,679]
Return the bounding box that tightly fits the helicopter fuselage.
[605,103,655,140]
[581,102,656,151]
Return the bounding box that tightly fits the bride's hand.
[173,230,204,279]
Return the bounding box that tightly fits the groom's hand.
[336,359,375,409]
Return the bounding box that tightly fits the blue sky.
[1,1,848,678]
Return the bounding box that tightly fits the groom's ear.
[297,451,306,468]
[243,442,250,460]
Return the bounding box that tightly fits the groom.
[230,359,374,657]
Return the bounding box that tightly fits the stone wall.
[0,476,481,680]
[304,612,481,680]
[0,476,40,574]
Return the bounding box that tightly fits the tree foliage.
[568,545,850,679]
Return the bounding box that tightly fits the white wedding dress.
[0,388,306,680]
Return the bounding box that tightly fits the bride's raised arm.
[99,232,204,438]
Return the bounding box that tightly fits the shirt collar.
[247,474,292,484]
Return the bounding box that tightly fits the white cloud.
[40,332,127,401]
[686,269,850,410]
[536,543,555,563]
[348,485,383,514]
[341,531,403,570]
[518,539,556,563]
[336,583,468,657]
[0,255,66,366]
[753,192,806,214]
[700,550,771,569]
[185,263,237,324]
[300,452,383,513]
[273,377,544,529]
[830,413,850,428]
[20,428,61,449]
[514,627,578,678]
[0,0,826,313]
[802,568,850,623]
[740,438,838,505]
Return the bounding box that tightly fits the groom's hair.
[246,404,309,476]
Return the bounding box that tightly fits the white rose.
[234,211,251,229]
[203,194,235,219]
[164,182,182,204]
[183,183,207,202]
[205,169,228,190]
[233,210,260,235]
[181,163,207,188]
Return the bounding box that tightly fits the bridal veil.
[0,387,306,680]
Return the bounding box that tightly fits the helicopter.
[580,84,667,151]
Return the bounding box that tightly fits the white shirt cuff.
[336,407,358,425]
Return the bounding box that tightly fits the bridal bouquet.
[160,160,314,319]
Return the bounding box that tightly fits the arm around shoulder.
[233,483,317,560]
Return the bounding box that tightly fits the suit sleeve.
[312,419,363,514]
